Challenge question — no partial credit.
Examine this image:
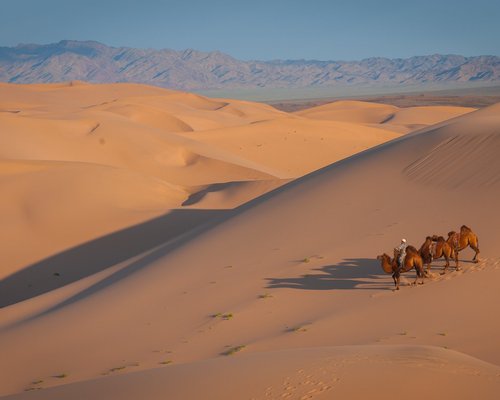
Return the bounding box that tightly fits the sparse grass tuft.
[109,366,126,372]
[212,312,233,320]
[258,293,273,299]
[288,325,308,333]
[437,332,447,336]
[32,380,43,385]
[399,331,408,336]
[302,257,311,263]
[159,360,172,365]
[222,345,246,356]
[53,373,67,379]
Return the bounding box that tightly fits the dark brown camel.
[377,245,425,290]
[419,236,454,274]
[447,225,480,268]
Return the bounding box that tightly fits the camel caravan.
[377,225,480,290]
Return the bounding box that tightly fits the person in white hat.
[395,238,408,270]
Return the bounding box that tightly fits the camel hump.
[448,231,456,237]
[406,245,418,254]
[461,225,472,233]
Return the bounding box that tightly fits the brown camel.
[447,225,480,268]
[377,245,425,290]
[419,236,454,274]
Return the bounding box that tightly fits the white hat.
[401,238,407,243]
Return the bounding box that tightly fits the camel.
[447,225,480,268]
[419,236,454,274]
[377,245,425,290]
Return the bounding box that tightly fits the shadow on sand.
[267,258,390,291]
[0,209,230,308]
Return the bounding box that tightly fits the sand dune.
[0,83,498,398]
[0,159,187,280]
[4,346,500,400]
[296,100,399,123]
[180,117,399,176]
[0,83,402,284]
[296,99,475,132]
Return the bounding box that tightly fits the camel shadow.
[0,208,230,308]
[267,258,390,291]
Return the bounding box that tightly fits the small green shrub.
[222,345,246,356]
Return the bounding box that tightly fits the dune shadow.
[0,209,229,308]
[182,182,239,206]
[267,258,390,291]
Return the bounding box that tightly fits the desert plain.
[0,81,499,399]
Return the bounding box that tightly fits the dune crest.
[297,99,476,133]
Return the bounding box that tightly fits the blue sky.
[1,0,499,60]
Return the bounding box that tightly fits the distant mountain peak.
[0,40,499,90]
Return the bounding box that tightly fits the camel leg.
[471,245,480,263]
[454,248,460,271]
[425,262,431,276]
[413,267,419,286]
[416,264,424,285]
[393,272,400,290]
[441,254,449,275]
[444,253,450,271]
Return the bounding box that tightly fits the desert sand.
[1,82,499,399]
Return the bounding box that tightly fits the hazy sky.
[1,0,499,60]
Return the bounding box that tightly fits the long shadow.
[267,258,390,291]
[0,209,229,308]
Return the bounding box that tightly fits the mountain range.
[1,40,499,90]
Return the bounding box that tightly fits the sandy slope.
[0,84,498,399]
[180,117,398,176]
[4,346,500,400]
[0,83,402,281]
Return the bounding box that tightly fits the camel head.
[431,235,439,241]
[448,231,456,238]
[377,253,394,273]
